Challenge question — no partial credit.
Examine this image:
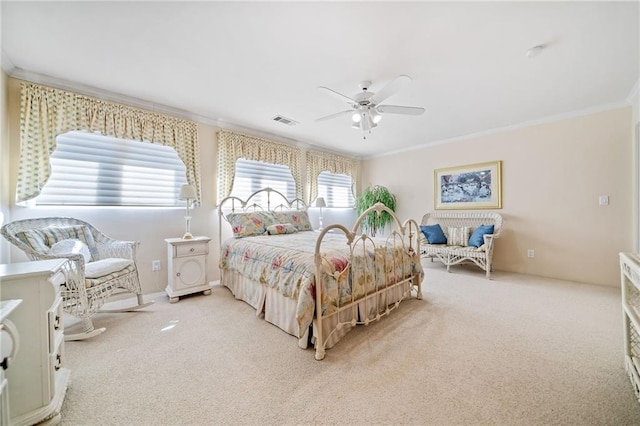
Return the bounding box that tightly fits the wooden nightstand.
[165,237,212,303]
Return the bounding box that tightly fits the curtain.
[306,149,358,204]
[17,82,202,205]
[217,129,303,204]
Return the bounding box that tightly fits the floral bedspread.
[220,231,423,336]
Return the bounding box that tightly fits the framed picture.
[434,160,502,210]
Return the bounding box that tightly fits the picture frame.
[434,160,502,210]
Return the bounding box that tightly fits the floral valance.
[306,149,358,204]
[217,129,303,203]
[17,82,201,205]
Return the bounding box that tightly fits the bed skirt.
[221,268,412,352]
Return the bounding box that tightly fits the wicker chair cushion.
[39,225,100,261]
[85,263,136,289]
[85,258,133,279]
[51,239,91,263]
[19,225,100,261]
[16,229,51,254]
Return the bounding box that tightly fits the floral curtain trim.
[306,149,358,204]
[17,82,201,205]
[217,129,303,204]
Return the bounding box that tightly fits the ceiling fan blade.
[377,105,425,115]
[315,110,354,122]
[370,75,412,104]
[318,86,357,105]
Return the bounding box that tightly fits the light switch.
[599,195,609,206]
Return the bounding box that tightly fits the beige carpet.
[60,262,640,425]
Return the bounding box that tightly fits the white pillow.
[85,258,133,279]
[50,239,91,263]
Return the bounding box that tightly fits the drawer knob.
[190,247,195,252]
[176,272,181,277]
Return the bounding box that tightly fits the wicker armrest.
[100,240,139,260]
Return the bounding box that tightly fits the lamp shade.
[315,197,326,208]
[179,184,197,200]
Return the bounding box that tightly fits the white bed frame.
[218,188,423,360]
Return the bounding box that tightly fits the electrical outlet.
[152,260,161,271]
[527,249,535,258]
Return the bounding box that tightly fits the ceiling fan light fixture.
[360,114,373,132]
[370,108,382,124]
[352,111,362,123]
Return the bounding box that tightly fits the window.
[36,131,188,206]
[317,171,355,208]
[229,158,296,203]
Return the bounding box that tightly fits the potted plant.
[355,185,397,236]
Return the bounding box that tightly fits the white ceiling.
[2,1,638,158]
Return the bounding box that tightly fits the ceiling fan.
[316,75,425,139]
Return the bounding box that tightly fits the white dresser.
[0,260,70,425]
[0,299,22,426]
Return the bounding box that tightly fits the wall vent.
[272,115,299,126]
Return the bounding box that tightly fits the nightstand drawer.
[175,243,209,258]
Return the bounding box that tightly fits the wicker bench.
[419,211,503,278]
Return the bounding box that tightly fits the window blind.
[36,131,188,206]
[229,158,296,204]
[317,171,355,208]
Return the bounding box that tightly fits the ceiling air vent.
[272,115,299,126]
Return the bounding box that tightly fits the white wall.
[361,107,633,287]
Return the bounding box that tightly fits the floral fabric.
[226,211,276,238]
[220,231,423,337]
[266,223,298,235]
[272,211,313,231]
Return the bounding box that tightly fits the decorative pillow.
[266,223,298,235]
[447,227,471,247]
[468,224,495,248]
[85,258,133,279]
[226,211,276,238]
[272,211,313,231]
[40,225,99,261]
[419,224,447,244]
[50,239,91,263]
[16,229,51,254]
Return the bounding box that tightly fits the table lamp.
[315,197,326,231]
[179,184,197,239]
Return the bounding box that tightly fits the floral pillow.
[272,211,313,231]
[266,223,298,235]
[226,211,276,238]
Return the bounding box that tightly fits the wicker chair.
[1,217,153,340]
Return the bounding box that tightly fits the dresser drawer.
[175,243,209,258]
[48,298,64,353]
[49,338,64,398]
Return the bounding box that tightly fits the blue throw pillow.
[468,224,495,248]
[420,224,447,244]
